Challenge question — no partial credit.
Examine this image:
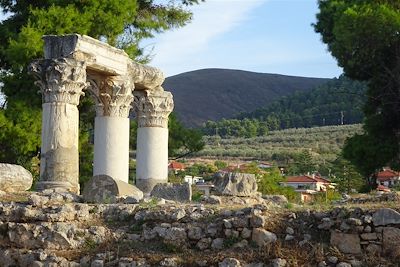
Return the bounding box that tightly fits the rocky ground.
[0,190,400,267]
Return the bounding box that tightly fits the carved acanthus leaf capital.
[95,77,134,117]
[133,89,174,128]
[28,58,88,105]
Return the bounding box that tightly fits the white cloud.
[145,0,266,76]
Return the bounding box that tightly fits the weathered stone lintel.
[43,34,164,90]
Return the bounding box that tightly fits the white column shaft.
[39,102,79,193]
[93,116,130,183]
[136,127,168,184]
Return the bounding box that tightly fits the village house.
[168,161,186,174]
[281,174,335,202]
[376,168,400,188]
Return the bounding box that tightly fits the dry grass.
[0,191,30,203]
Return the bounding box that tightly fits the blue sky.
[0,0,342,79]
[143,0,343,78]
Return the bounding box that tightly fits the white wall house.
[376,168,400,188]
[184,176,204,185]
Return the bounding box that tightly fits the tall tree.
[168,113,205,158]
[0,0,202,181]
[330,156,366,193]
[314,0,400,177]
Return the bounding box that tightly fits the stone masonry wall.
[0,190,399,266]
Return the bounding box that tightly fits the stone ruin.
[28,34,174,196]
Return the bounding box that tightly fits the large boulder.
[372,208,400,226]
[150,183,191,202]
[213,172,257,197]
[0,163,33,192]
[82,175,143,203]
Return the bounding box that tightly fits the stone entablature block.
[43,34,164,91]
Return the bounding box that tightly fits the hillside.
[202,76,367,137]
[163,69,330,127]
[198,124,363,166]
[238,76,367,128]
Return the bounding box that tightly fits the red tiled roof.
[221,164,248,172]
[376,169,400,182]
[377,185,391,192]
[285,175,331,184]
[168,161,185,170]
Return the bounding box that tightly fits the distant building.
[221,164,248,173]
[168,161,186,174]
[184,175,204,185]
[281,174,335,202]
[376,168,400,188]
[257,162,274,169]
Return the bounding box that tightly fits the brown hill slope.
[163,68,331,127]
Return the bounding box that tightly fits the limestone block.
[150,183,192,202]
[330,232,361,254]
[211,238,224,249]
[219,258,242,267]
[0,163,33,192]
[382,227,400,255]
[372,208,400,226]
[159,257,178,267]
[196,237,211,250]
[271,258,287,267]
[188,226,203,240]
[213,172,258,197]
[201,195,222,204]
[82,175,143,203]
[360,233,377,240]
[251,228,277,247]
[262,195,288,205]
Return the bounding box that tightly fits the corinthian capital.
[29,58,87,105]
[95,77,134,117]
[133,89,174,128]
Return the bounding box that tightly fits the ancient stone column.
[133,89,174,194]
[29,58,87,193]
[92,77,133,183]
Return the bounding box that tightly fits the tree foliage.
[288,150,317,175]
[0,0,202,180]
[314,0,400,176]
[130,112,205,158]
[330,156,366,193]
[168,113,205,158]
[256,167,299,202]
